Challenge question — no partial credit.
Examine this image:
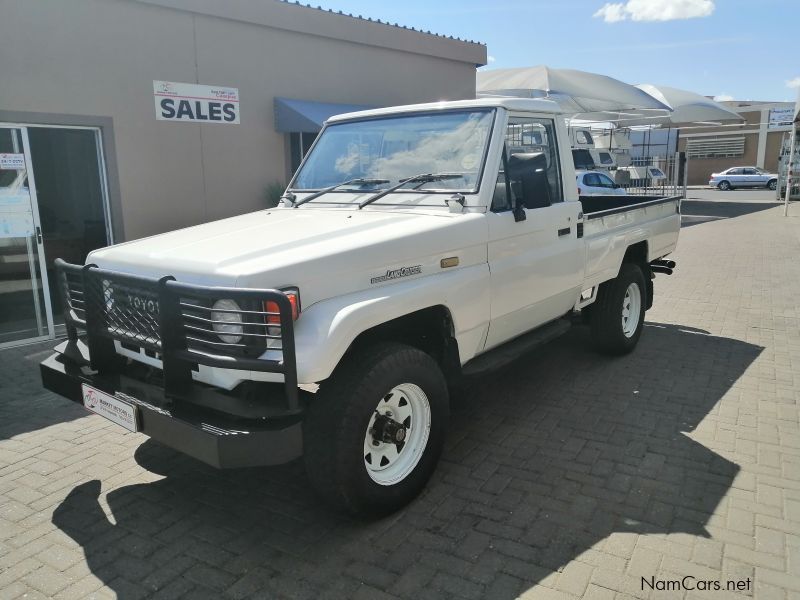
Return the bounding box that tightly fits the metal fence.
[616,152,688,198]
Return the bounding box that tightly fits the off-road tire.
[590,263,646,355]
[304,342,449,516]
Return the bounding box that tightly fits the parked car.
[709,167,778,191]
[41,97,681,515]
[576,170,627,196]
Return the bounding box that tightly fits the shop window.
[289,132,319,175]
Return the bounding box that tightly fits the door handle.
[35,226,43,244]
[557,227,571,237]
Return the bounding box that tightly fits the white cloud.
[594,0,715,23]
[487,55,496,63]
[786,77,800,89]
[594,3,627,22]
[714,93,734,101]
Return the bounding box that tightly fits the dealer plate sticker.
[81,384,139,432]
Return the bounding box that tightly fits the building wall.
[679,131,759,185]
[0,0,484,240]
[678,103,793,185]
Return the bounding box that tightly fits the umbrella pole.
[785,124,797,217]
[666,125,672,195]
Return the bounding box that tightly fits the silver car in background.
[709,167,778,191]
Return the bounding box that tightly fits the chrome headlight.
[211,299,243,344]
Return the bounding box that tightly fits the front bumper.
[41,340,303,468]
[40,260,304,468]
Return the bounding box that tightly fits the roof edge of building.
[132,0,487,66]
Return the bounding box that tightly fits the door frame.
[0,110,123,242]
[0,125,54,348]
[0,123,115,245]
[0,122,114,348]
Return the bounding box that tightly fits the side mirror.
[507,153,551,210]
[613,183,621,189]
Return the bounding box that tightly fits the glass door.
[0,126,53,346]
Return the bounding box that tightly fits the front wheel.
[304,342,449,515]
[768,179,777,191]
[590,263,646,355]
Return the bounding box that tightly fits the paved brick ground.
[1,190,799,600]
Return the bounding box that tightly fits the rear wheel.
[304,342,448,515]
[718,180,731,191]
[768,179,777,191]
[590,263,646,355]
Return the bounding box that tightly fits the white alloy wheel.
[363,383,431,486]
[621,282,642,338]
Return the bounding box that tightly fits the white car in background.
[576,170,627,196]
[709,167,778,191]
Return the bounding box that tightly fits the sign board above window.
[768,107,793,129]
[153,81,240,124]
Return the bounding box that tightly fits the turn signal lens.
[264,290,300,324]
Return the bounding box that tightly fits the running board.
[462,318,571,377]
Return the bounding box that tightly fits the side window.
[584,173,601,187]
[598,173,615,187]
[504,116,563,205]
[575,130,594,145]
[743,168,756,175]
[491,144,514,212]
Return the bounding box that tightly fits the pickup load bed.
[41,97,680,515]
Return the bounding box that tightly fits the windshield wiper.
[357,173,464,209]
[291,178,390,208]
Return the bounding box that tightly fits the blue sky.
[311,0,799,102]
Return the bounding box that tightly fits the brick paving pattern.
[1,190,799,599]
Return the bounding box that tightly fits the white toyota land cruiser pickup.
[41,97,680,515]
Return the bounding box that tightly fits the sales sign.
[768,107,793,129]
[153,80,240,124]
[0,153,25,170]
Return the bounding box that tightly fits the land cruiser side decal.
[370,265,422,284]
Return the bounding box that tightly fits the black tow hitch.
[370,412,407,445]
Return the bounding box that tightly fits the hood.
[88,205,488,307]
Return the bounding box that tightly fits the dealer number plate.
[81,384,139,432]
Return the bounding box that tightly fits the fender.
[292,263,491,383]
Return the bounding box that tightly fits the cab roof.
[326,97,565,124]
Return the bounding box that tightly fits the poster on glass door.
[0,169,34,239]
[0,153,25,170]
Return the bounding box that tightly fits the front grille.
[97,278,161,350]
[55,259,299,411]
[77,270,278,358]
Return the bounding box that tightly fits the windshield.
[290,109,495,194]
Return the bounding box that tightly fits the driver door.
[485,116,583,350]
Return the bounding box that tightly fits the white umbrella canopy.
[617,84,743,126]
[476,65,672,116]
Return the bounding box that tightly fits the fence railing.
[618,153,688,198]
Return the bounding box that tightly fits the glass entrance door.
[0,126,53,346]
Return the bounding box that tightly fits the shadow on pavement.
[681,199,778,227]
[0,342,87,440]
[52,322,761,599]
